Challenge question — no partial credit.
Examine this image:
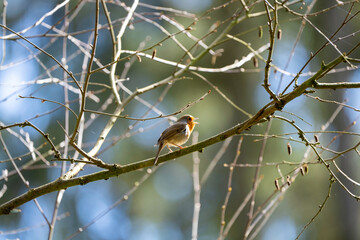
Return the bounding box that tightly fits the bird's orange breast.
[188,121,196,132]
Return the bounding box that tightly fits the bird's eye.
[188,117,191,121]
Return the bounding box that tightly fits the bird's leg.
[166,145,173,152]
[172,143,184,149]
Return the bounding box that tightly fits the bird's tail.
[154,143,164,166]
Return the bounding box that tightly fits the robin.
[154,115,199,166]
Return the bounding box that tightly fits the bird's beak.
[194,118,199,124]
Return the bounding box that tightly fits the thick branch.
[312,81,360,89]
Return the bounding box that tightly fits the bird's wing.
[157,122,187,144]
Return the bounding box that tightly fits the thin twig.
[222,177,263,238]
[263,0,281,104]
[48,2,71,238]
[295,178,335,239]
[191,71,252,118]
[120,43,269,73]
[219,137,243,239]
[201,137,233,185]
[70,0,100,143]
[18,95,78,118]
[191,132,201,240]
[0,0,7,65]
[84,89,210,120]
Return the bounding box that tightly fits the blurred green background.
[0,0,360,239]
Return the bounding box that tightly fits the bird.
[154,115,199,166]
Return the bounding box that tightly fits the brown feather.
[157,122,187,145]
[154,142,165,166]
